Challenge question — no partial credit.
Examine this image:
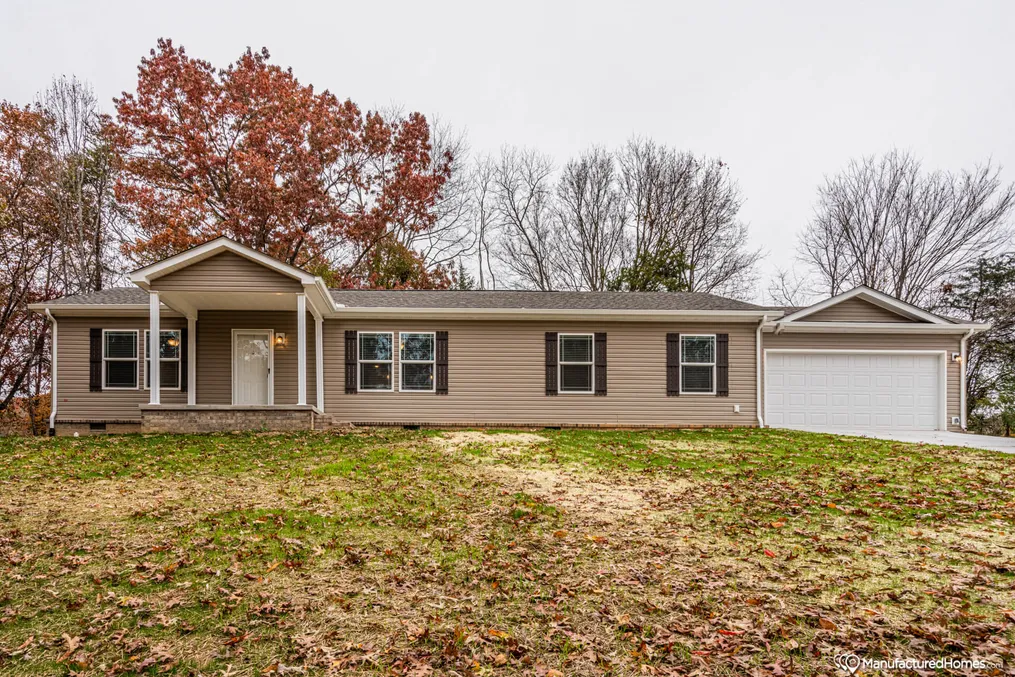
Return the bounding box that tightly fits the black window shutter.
[344,330,358,394]
[89,328,102,391]
[435,331,449,395]
[594,332,607,396]
[666,333,680,396]
[180,327,189,393]
[545,332,558,396]
[716,333,729,397]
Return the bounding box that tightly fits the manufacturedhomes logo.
[834,653,1002,674]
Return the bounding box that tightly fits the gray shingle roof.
[45,288,149,305]
[41,287,768,312]
[328,290,766,311]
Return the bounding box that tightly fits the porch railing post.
[315,314,324,411]
[149,291,160,405]
[187,315,196,406]
[297,293,307,406]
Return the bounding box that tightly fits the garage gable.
[780,286,949,325]
[805,296,916,323]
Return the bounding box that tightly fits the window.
[358,332,393,391]
[559,334,593,393]
[103,330,138,389]
[680,335,715,394]
[400,332,435,392]
[145,329,182,389]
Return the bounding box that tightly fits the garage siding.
[323,320,757,427]
[762,333,962,432]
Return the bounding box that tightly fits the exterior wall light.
[275,333,287,347]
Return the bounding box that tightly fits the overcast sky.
[4,0,1013,299]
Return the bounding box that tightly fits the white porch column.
[187,315,197,406]
[296,293,307,406]
[149,291,160,405]
[315,314,324,411]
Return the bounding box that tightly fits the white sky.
[4,0,1013,299]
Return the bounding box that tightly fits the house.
[29,237,988,435]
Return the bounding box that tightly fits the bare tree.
[38,76,118,293]
[800,150,1015,304]
[766,267,814,307]
[554,147,627,290]
[400,116,476,273]
[472,154,498,289]
[617,140,760,298]
[491,147,559,290]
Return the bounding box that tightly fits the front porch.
[128,239,337,433]
[139,404,324,433]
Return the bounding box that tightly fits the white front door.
[766,351,943,431]
[233,330,273,405]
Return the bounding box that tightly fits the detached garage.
[765,351,944,431]
[762,287,980,433]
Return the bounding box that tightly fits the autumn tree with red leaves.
[0,103,61,430]
[112,39,453,288]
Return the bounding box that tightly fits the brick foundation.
[140,405,319,433]
[55,422,143,436]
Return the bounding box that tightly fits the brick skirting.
[140,405,320,433]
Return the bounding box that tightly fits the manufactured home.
[30,238,986,435]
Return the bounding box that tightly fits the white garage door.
[766,352,942,431]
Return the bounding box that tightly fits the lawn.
[0,428,1012,676]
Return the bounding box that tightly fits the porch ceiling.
[159,290,305,316]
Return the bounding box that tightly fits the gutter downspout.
[45,309,57,436]
[756,314,767,428]
[960,328,974,431]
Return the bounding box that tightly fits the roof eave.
[28,303,185,317]
[333,307,779,321]
[763,321,990,334]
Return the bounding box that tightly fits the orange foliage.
[112,40,452,288]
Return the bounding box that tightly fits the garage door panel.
[767,351,941,432]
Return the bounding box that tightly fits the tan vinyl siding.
[324,320,757,427]
[151,252,304,293]
[55,316,188,422]
[762,332,962,431]
[805,297,916,322]
[196,310,317,407]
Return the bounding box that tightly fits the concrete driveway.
[783,428,1015,454]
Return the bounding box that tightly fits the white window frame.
[102,329,139,390]
[144,329,182,391]
[399,331,436,393]
[558,333,594,395]
[680,334,716,395]
[357,331,394,393]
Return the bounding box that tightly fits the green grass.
[0,428,1012,676]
